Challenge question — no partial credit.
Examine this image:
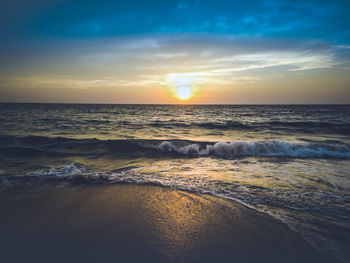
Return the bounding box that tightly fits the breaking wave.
[1,135,349,159]
[156,140,350,158]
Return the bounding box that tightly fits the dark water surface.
[0,103,349,261]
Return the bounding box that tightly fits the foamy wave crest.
[157,140,350,158]
[1,135,349,159]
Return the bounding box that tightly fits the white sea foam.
[19,162,86,178]
[157,140,350,158]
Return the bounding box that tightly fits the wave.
[147,120,350,134]
[1,135,349,159]
[156,140,350,158]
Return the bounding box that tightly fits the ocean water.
[0,103,349,261]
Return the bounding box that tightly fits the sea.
[0,103,349,261]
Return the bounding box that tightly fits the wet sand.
[0,184,336,263]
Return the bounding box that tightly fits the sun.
[166,74,200,101]
[176,86,192,100]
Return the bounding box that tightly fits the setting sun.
[176,86,192,100]
[166,74,201,101]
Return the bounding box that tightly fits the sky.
[0,0,349,104]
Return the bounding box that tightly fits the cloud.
[0,34,342,91]
[93,35,336,76]
[336,45,350,49]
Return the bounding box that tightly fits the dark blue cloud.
[1,0,349,43]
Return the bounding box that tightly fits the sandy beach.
[0,184,336,263]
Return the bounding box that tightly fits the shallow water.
[0,103,349,261]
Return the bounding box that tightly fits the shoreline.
[0,184,338,263]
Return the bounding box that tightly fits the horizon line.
[0,102,349,106]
